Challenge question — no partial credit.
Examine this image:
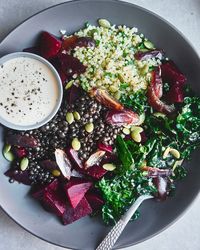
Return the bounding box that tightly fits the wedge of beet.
[85,193,104,211]
[67,148,83,169]
[65,85,83,105]
[39,31,62,59]
[43,188,66,216]
[161,60,187,86]
[64,178,92,208]
[61,35,78,51]
[62,197,92,225]
[32,179,59,200]
[135,49,164,61]
[13,147,27,158]
[75,37,96,48]
[4,169,31,185]
[86,165,107,180]
[97,143,113,153]
[6,134,38,148]
[165,85,184,103]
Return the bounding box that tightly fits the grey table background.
[0,0,200,249]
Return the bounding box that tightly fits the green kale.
[172,166,187,180]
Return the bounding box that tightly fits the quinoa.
[69,23,161,98]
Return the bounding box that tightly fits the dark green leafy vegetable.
[173,166,187,180]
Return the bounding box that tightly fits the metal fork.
[96,194,153,250]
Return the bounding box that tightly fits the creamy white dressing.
[0,57,59,126]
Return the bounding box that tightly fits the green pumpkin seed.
[170,148,180,159]
[72,138,81,151]
[73,111,81,120]
[102,163,116,171]
[3,151,14,162]
[3,144,11,154]
[20,157,29,171]
[163,147,171,159]
[52,169,61,177]
[131,131,142,143]
[144,40,155,50]
[85,122,94,133]
[65,80,74,90]
[98,19,111,28]
[122,128,130,135]
[109,85,118,93]
[66,112,74,124]
[153,112,166,118]
[130,126,143,133]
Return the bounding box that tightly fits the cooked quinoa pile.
[69,23,161,99]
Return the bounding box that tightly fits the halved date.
[6,134,38,148]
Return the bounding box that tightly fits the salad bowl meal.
[0,1,200,249]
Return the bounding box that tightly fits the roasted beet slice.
[61,35,78,51]
[67,148,84,169]
[142,166,172,178]
[84,150,106,169]
[23,46,40,55]
[13,147,27,158]
[75,37,96,48]
[43,188,66,216]
[65,85,83,105]
[4,169,31,185]
[6,134,38,148]
[39,31,62,59]
[64,178,92,208]
[62,197,92,225]
[55,149,72,179]
[32,179,59,200]
[97,143,113,154]
[85,192,104,211]
[165,85,184,103]
[135,49,164,61]
[58,53,86,79]
[147,69,175,114]
[105,109,139,126]
[90,88,124,111]
[86,165,107,180]
[40,160,58,171]
[161,60,187,86]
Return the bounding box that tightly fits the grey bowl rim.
[0,51,63,131]
[0,0,200,249]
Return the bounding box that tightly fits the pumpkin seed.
[3,144,11,154]
[130,126,143,133]
[170,148,180,159]
[163,147,171,159]
[52,169,61,177]
[153,112,166,118]
[73,111,81,121]
[3,151,14,162]
[109,85,118,93]
[144,40,155,50]
[122,128,130,135]
[118,73,125,82]
[102,163,116,171]
[131,131,142,143]
[98,19,111,28]
[20,157,29,171]
[65,80,74,90]
[85,122,94,133]
[72,138,81,151]
[66,112,74,124]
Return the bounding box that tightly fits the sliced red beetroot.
[13,147,27,158]
[105,109,139,126]
[67,148,84,169]
[135,49,164,61]
[153,176,168,201]
[39,31,62,59]
[147,69,175,114]
[97,143,113,154]
[64,178,92,208]
[140,131,147,144]
[65,85,83,105]
[62,197,92,225]
[58,53,86,79]
[4,169,31,185]
[43,187,66,216]
[86,165,107,180]
[23,46,40,55]
[161,60,187,86]
[55,149,72,179]
[75,37,96,48]
[40,160,58,171]
[165,85,184,103]
[85,193,104,211]
[84,150,106,169]
[142,166,172,178]
[90,88,124,111]
[6,134,38,148]
[32,179,59,200]
[61,35,78,51]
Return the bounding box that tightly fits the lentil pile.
[6,89,122,184]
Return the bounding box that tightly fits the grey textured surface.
[0,0,200,250]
